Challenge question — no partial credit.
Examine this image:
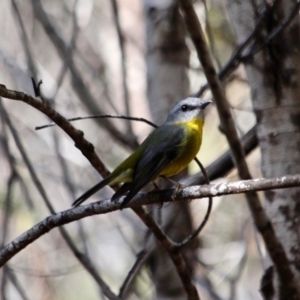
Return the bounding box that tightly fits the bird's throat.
[186,118,204,132]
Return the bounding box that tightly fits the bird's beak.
[200,100,212,110]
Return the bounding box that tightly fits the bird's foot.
[172,182,186,201]
[150,182,165,208]
[160,176,186,201]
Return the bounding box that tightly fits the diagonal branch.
[194,10,266,97]
[0,83,110,177]
[0,83,200,300]
[31,0,137,148]
[0,102,120,300]
[184,126,258,185]
[179,0,300,297]
[118,248,149,298]
[132,207,200,300]
[243,1,300,59]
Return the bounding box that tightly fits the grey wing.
[121,125,184,207]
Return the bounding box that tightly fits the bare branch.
[11,0,38,82]
[0,83,200,299]
[31,0,137,148]
[0,120,34,209]
[175,158,212,248]
[202,0,222,70]
[118,248,149,298]
[179,0,300,297]
[1,174,300,268]
[194,10,266,97]
[111,0,132,134]
[195,2,300,98]
[243,1,300,59]
[35,114,158,131]
[6,267,30,300]
[132,207,200,300]
[0,173,16,249]
[0,102,119,300]
[0,83,110,178]
[184,126,257,185]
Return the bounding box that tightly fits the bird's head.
[165,97,212,124]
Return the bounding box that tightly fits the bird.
[72,97,211,208]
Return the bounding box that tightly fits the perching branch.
[36,114,258,189]
[1,174,300,268]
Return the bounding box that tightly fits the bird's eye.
[181,105,188,112]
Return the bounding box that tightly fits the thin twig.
[0,117,34,209]
[194,10,266,97]
[48,0,79,104]
[8,264,79,278]
[242,1,300,59]
[117,227,153,298]
[118,248,149,298]
[0,173,16,249]
[132,207,200,300]
[31,0,138,148]
[6,267,30,300]
[175,158,212,248]
[228,223,249,300]
[111,0,132,134]
[11,0,38,82]
[46,2,89,255]
[35,114,157,131]
[0,171,16,300]
[202,0,222,70]
[52,129,90,255]
[183,126,257,186]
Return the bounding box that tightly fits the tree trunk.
[227,1,300,298]
[144,1,196,299]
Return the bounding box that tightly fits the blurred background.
[0,0,264,299]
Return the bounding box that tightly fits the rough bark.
[144,1,194,299]
[227,1,300,299]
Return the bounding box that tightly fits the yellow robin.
[73,97,211,208]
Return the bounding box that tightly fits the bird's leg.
[161,176,185,188]
[160,176,186,200]
[152,181,161,191]
[150,181,165,208]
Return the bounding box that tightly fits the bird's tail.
[72,176,112,207]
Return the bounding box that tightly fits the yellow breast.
[159,118,204,177]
